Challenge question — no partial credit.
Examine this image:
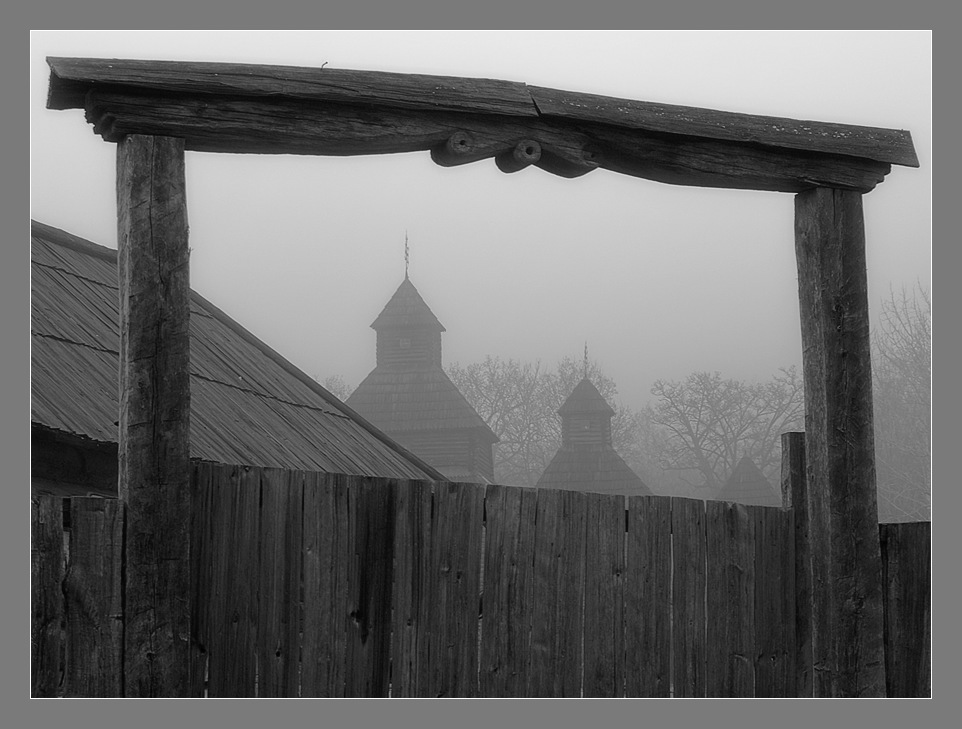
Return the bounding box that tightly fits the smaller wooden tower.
[536,376,652,496]
[715,456,782,506]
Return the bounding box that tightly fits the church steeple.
[370,277,445,369]
[558,376,616,448]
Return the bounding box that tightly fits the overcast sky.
[29,30,932,409]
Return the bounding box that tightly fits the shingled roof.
[537,376,652,496]
[370,277,445,332]
[30,221,444,482]
[715,456,782,507]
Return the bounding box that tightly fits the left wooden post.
[117,134,191,697]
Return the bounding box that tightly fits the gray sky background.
[29,30,932,409]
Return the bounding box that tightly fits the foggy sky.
[29,30,932,408]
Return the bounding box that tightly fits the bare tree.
[315,374,353,401]
[873,283,931,522]
[649,368,805,492]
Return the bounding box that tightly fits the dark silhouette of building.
[346,275,498,483]
[715,456,782,506]
[536,376,652,496]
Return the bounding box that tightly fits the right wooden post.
[794,187,886,697]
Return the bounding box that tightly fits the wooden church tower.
[536,376,652,496]
[715,456,782,506]
[346,273,498,484]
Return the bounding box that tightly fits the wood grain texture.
[880,521,931,697]
[47,57,917,170]
[343,475,396,697]
[188,462,213,697]
[753,506,795,697]
[705,500,754,698]
[116,134,191,697]
[527,488,587,697]
[781,432,813,697]
[479,483,537,697]
[582,492,625,697]
[420,481,484,697]
[64,497,125,697]
[302,471,350,696]
[671,497,707,697]
[625,495,671,697]
[390,478,432,697]
[795,187,885,697]
[32,495,64,697]
[256,468,304,697]
[205,466,260,697]
[81,90,892,192]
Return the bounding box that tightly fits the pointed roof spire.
[404,230,410,280]
[584,341,589,379]
[558,376,615,417]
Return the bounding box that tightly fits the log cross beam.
[117,134,192,697]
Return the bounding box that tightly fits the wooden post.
[31,495,64,697]
[781,431,813,697]
[117,134,191,697]
[794,188,885,697]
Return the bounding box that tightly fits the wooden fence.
[31,464,931,698]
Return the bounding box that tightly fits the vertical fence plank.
[781,431,812,697]
[390,478,432,697]
[257,468,304,697]
[344,476,396,697]
[32,495,64,697]
[302,471,348,696]
[625,495,671,697]
[421,481,484,697]
[583,493,625,697]
[64,497,124,697]
[117,134,191,697]
[705,500,754,697]
[672,497,706,697]
[753,506,796,697]
[479,483,536,697]
[527,489,587,697]
[881,521,931,697]
[206,465,260,697]
[189,462,213,697]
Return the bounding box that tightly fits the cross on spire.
[584,341,589,378]
[404,231,409,279]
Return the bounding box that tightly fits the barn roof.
[557,377,616,417]
[536,446,652,497]
[715,456,782,507]
[370,277,445,332]
[347,367,497,440]
[30,221,444,481]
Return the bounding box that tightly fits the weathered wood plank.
[390,478,432,697]
[781,432,812,697]
[31,495,64,697]
[256,468,303,697]
[795,187,886,697]
[421,481,484,697]
[583,492,625,697]
[82,91,893,193]
[188,462,213,697]
[48,56,538,116]
[64,497,124,697]
[671,497,707,697]
[205,465,259,697]
[302,471,349,697]
[625,495,671,697]
[479,483,537,697]
[753,506,796,697]
[705,500,754,698]
[47,57,917,170]
[116,133,191,697]
[527,488,587,697]
[529,85,919,168]
[880,521,931,697]
[343,476,396,697]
